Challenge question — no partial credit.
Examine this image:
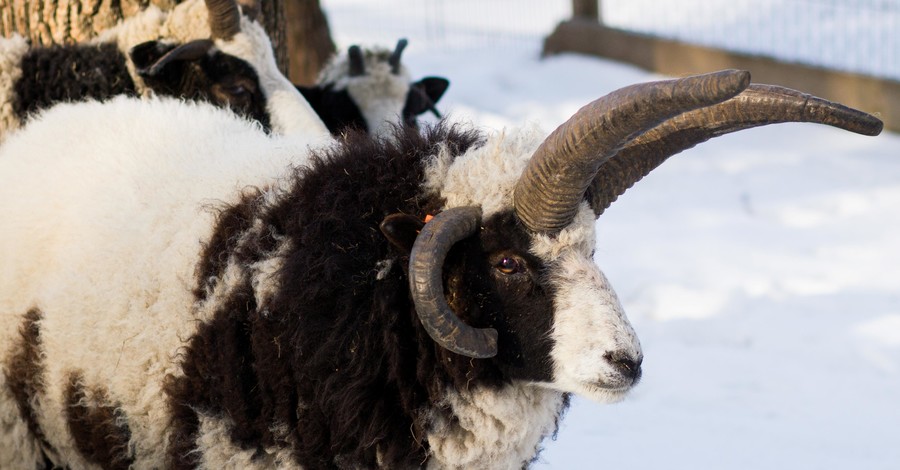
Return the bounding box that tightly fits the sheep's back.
[0,96,315,468]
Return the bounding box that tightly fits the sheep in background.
[0,0,327,141]
[298,39,450,137]
[0,71,881,468]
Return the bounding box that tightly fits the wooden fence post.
[572,0,600,22]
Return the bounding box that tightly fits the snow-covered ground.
[323,2,900,468]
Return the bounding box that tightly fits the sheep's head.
[383,70,882,402]
[304,39,449,136]
[130,39,269,129]
[134,0,327,135]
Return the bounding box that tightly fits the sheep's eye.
[496,256,523,275]
[227,84,248,96]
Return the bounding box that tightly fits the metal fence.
[600,0,900,81]
[322,0,571,50]
[323,0,899,80]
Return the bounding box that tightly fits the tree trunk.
[0,0,333,78]
[284,0,334,85]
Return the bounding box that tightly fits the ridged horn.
[142,40,215,76]
[408,206,498,358]
[389,38,408,74]
[206,0,241,40]
[588,84,884,215]
[348,45,365,76]
[513,70,751,234]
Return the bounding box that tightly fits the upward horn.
[587,84,884,215]
[513,70,751,234]
[206,0,242,40]
[389,38,408,75]
[348,45,365,76]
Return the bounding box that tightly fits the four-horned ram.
[0,70,882,469]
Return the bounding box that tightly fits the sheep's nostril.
[604,351,643,382]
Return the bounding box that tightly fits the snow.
[322,2,900,468]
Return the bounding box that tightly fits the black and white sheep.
[0,0,327,140]
[0,70,881,469]
[298,39,449,137]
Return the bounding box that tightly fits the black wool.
[166,123,560,468]
[13,43,137,119]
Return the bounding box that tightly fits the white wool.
[193,414,303,469]
[0,96,322,469]
[0,34,30,141]
[427,385,565,469]
[0,371,45,468]
[160,0,214,42]
[542,208,642,403]
[427,125,545,217]
[91,5,169,52]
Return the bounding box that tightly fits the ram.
[0,70,881,469]
[0,0,326,141]
[298,39,449,137]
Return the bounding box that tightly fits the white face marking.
[534,207,642,403]
[213,18,329,137]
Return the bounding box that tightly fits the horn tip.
[718,69,751,94]
[860,115,884,136]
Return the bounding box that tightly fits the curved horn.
[514,70,751,234]
[408,206,498,358]
[348,45,365,77]
[587,84,884,215]
[206,0,241,40]
[389,38,408,74]
[141,40,215,76]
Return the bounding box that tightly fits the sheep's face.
[423,129,643,403]
[131,41,269,130]
[439,207,641,403]
[320,47,412,138]
[314,42,448,137]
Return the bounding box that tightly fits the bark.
[284,0,334,85]
[0,0,334,78]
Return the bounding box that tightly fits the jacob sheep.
[0,70,881,469]
[298,39,450,137]
[0,0,327,140]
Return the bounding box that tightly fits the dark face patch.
[4,308,56,460]
[64,372,134,470]
[136,46,271,132]
[296,85,368,136]
[443,211,556,382]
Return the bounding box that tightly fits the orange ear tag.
[424,214,434,223]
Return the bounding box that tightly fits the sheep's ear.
[418,77,450,104]
[404,77,449,119]
[129,41,177,74]
[380,213,424,253]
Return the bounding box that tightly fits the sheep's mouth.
[576,380,636,403]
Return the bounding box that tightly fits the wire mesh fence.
[323,0,898,80]
[322,0,571,51]
[601,0,899,81]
